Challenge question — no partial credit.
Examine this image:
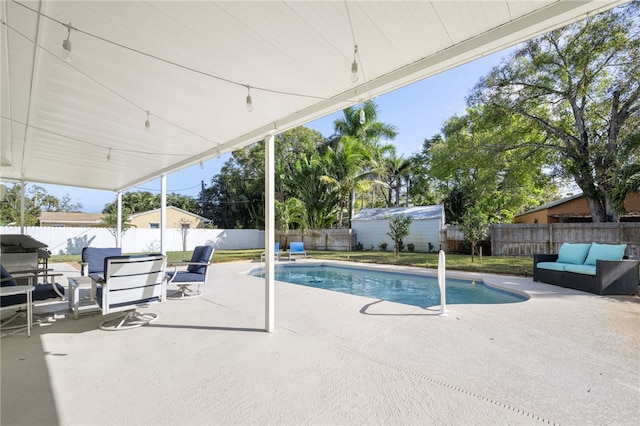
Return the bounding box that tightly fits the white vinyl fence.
[0,226,265,254]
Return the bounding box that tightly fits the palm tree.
[321,137,380,228]
[382,154,413,207]
[288,154,338,229]
[332,100,398,147]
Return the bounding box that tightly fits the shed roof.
[352,206,443,221]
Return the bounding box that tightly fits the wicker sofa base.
[533,254,640,295]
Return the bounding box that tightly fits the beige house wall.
[514,193,640,224]
[128,209,206,229]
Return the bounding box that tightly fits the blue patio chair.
[261,242,280,262]
[166,245,215,299]
[288,242,307,261]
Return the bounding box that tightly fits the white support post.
[116,192,122,248]
[19,180,25,233]
[265,134,275,332]
[438,249,448,317]
[160,175,167,255]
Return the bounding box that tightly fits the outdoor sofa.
[533,242,639,295]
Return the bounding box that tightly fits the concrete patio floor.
[1,260,639,426]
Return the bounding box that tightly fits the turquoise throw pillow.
[584,243,627,265]
[557,243,592,265]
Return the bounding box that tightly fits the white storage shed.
[351,206,445,252]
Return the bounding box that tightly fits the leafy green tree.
[458,205,490,263]
[408,137,441,208]
[386,214,412,256]
[0,183,82,226]
[102,205,133,244]
[420,109,556,223]
[470,3,640,222]
[612,133,640,213]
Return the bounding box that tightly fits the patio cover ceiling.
[1,0,626,194]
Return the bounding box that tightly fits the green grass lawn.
[50,249,533,277]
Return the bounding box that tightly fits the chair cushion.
[564,264,597,276]
[290,242,305,253]
[584,243,627,266]
[0,264,17,287]
[557,243,592,265]
[536,262,567,272]
[82,247,122,274]
[1,283,64,307]
[167,271,207,283]
[187,246,214,274]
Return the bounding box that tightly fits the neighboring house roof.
[39,211,104,225]
[352,205,444,221]
[128,206,211,223]
[515,194,583,216]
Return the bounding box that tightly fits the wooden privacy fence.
[491,223,640,258]
[276,229,355,251]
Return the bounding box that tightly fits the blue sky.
[33,49,511,213]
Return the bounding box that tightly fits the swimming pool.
[251,264,527,307]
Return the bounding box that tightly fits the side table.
[0,286,35,337]
[67,276,99,319]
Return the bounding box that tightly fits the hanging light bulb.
[351,45,359,83]
[359,108,366,125]
[144,110,151,132]
[61,23,73,62]
[246,86,254,112]
[106,148,112,163]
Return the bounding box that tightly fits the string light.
[61,22,73,62]
[351,45,359,83]
[106,148,112,163]
[359,108,366,125]
[246,86,254,112]
[144,110,151,132]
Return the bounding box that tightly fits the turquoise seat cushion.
[536,262,568,272]
[584,242,627,265]
[557,243,592,265]
[564,264,597,276]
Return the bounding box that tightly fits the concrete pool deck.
[1,260,639,425]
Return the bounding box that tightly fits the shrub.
[379,242,388,251]
[355,242,363,251]
[407,243,415,252]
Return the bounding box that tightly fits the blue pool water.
[252,265,527,307]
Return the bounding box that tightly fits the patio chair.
[95,254,166,331]
[1,264,65,333]
[288,242,307,261]
[166,245,215,299]
[261,242,280,262]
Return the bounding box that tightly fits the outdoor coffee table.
[67,276,99,319]
[0,286,35,336]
